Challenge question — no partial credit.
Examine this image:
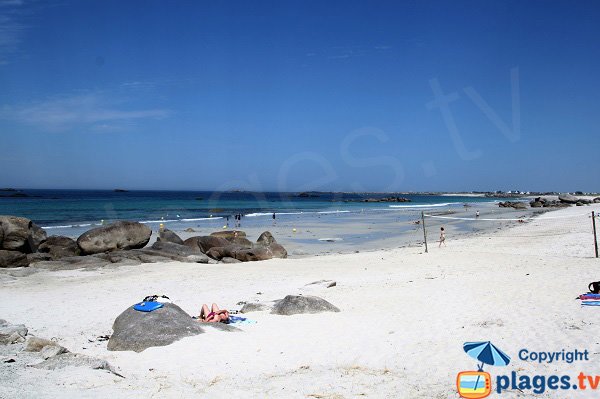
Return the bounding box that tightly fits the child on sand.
[439,227,446,247]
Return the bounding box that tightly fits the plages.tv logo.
[456,341,511,399]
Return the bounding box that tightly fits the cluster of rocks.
[183,230,287,263]
[0,215,287,269]
[499,194,600,210]
[108,294,337,352]
[498,201,529,210]
[0,319,120,376]
[555,194,600,206]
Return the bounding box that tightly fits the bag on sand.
[589,282,600,294]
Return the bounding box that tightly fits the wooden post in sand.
[593,211,598,258]
[421,211,428,253]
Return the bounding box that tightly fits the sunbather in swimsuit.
[199,303,230,323]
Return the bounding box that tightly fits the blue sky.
[0,0,598,192]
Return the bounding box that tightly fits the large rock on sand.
[559,193,579,204]
[157,228,184,245]
[149,241,210,263]
[77,221,152,255]
[256,231,276,246]
[229,236,254,247]
[206,245,245,261]
[38,236,80,259]
[184,236,231,254]
[271,295,340,316]
[512,202,527,210]
[0,215,47,253]
[234,247,274,262]
[210,230,246,239]
[107,303,204,352]
[0,250,29,268]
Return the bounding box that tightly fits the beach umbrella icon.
[463,341,511,369]
[460,341,510,398]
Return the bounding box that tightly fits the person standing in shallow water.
[272,212,276,226]
[439,227,446,247]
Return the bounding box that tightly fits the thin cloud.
[0,1,25,6]
[0,13,26,63]
[0,0,59,64]
[0,93,170,132]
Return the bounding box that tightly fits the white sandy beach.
[1,204,600,398]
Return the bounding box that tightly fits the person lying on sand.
[199,303,230,323]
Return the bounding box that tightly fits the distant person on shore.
[476,210,480,218]
[272,212,276,226]
[226,215,230,228]
[439,227,446,247]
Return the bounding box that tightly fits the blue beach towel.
[228,316,257,325]
[581,301,600,307]
[133,301,164,312]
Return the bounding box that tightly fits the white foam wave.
[42,223,93,229]
[246,212,306,217]
[180,217,223,222]
[140,219,180,224]
[317,210,351,214]
[389,203,453,208]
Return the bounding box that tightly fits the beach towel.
[582,301,600,307]
[579,293,600,300]
[228,316,257,325]
[133,301,164,312]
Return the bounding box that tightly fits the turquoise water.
[0,189,512,237]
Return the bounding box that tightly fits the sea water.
[0,189,520,240]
